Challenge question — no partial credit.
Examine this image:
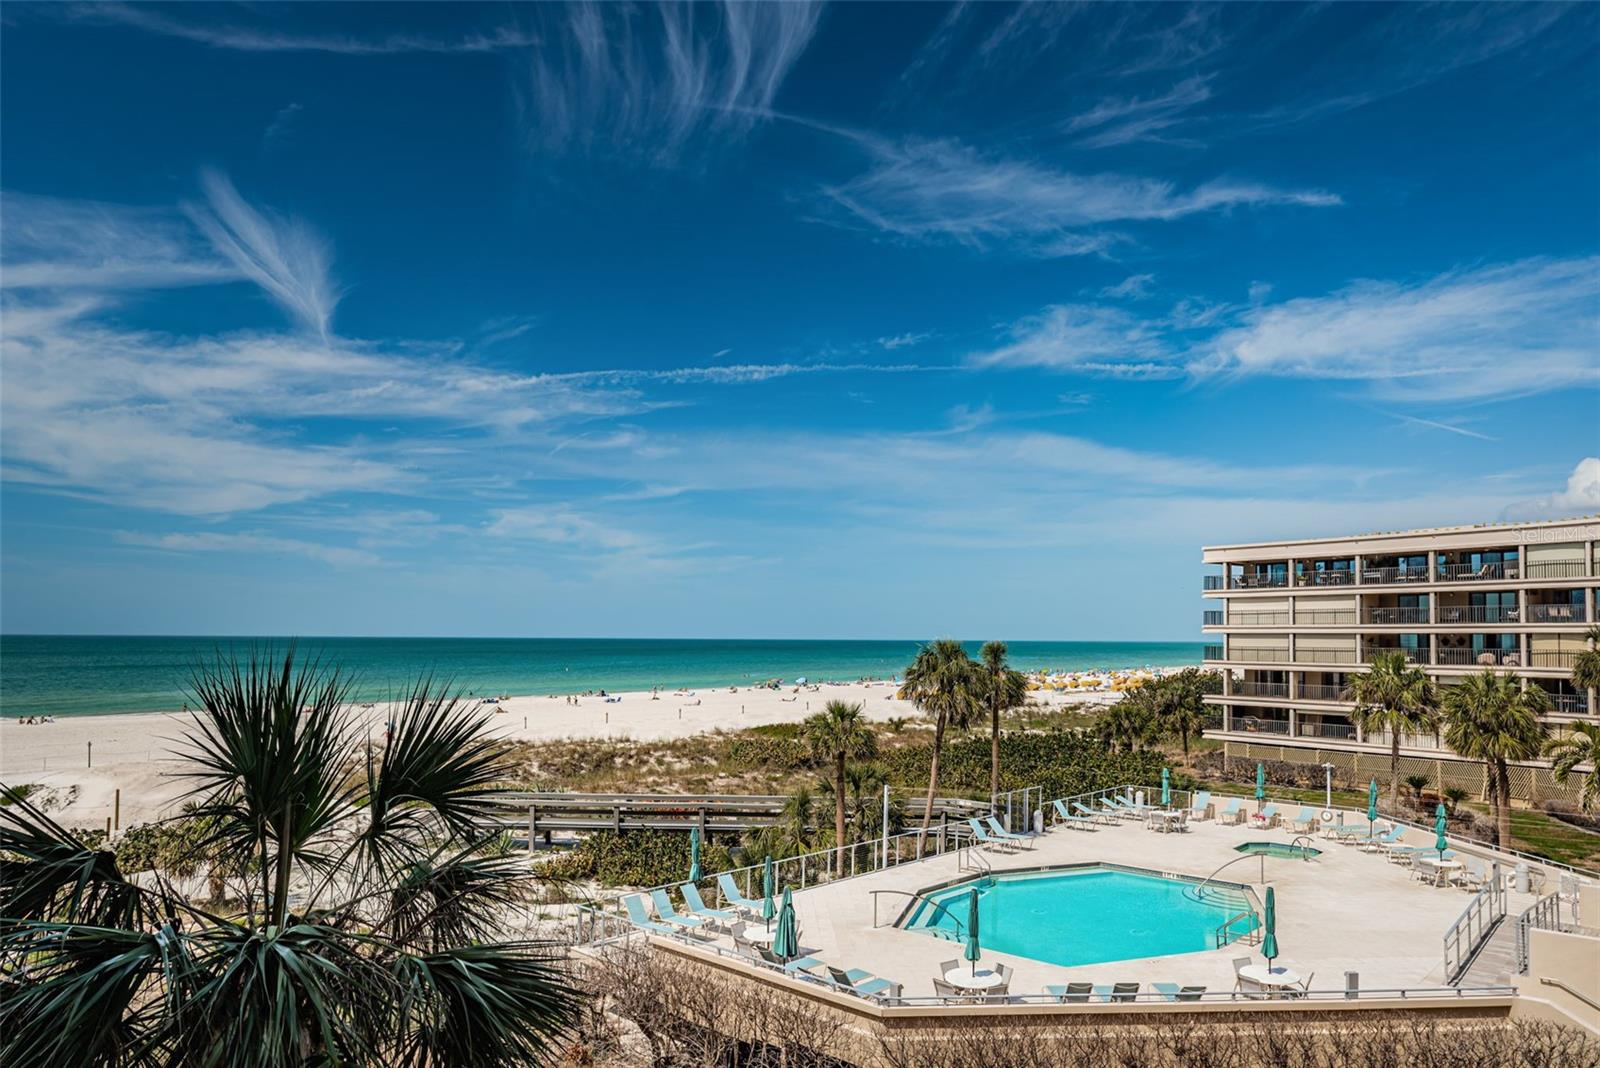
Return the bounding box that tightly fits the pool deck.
[749,813,1543,999]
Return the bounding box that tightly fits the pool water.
[902,867,1247,968]
[1235,841,1322,859]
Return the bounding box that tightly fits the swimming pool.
[901,866,1252,968]
[1235,841,1322,859]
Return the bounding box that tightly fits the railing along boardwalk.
[1443,863,1505,985]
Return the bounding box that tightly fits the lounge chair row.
[1043,981,1206,1003]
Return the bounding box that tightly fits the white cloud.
[1,192,236,290]
[485,507,645,553]
[816,134,1339,256]
[878,331,932,351]
[968,304,1175,373]
[1065,76,1214,149]
[1193,256,1600,401]
[516,1,822,162]
[1099,274,1156,300]
[116,530,380,567]
[1504,458,1600,520]
[65,3,539,55]
[185,170,340,339]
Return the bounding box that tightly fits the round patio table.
[1238,964,1301,994]
[943,967,1004,991]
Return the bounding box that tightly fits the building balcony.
[1226,609,1291,626]
[1530,650,1579,669]
[1230,715,1290,736]
[1361,643,1428,665]
[1368,731,1443,751]
[1545,693,1590,716]
[1232,679,1289,699]
[1436,646,1523,667]
[1295,568,1356,588]
[1298,682,1347,701]
[1360,565,1431,586]
[1293,646,1359,664]
[1232,572,1289,589]
[1365,606,1430,625]
[1296,721,1357,741]
[1526,602,1588,625]
[1203,610,1224,626]
[1525,560,1590,580]
[1437,559,1519,582]
[1203,644,1223,661]
[1436,604,1520,625]
[1295,607,1357,626]
[1227,645,1291,663]
[1203,575,1224,591]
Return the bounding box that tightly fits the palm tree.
[744,786,816,861]
[1546,722,1600,814]
[802,700,877,876]
[1344,651,1439,808]
[1573,625,1600,720]
[1097,700,1155,753]
[1442,669,1550,848]
[977,641,1028,806]
[1157,667,1219,766]
[900,639,981,851]
[816,762,902,849]
[0,647,581,1068]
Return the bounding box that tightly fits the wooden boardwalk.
[1456,917,1518,987]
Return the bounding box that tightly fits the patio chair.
[939,958,960,976]
[716,873,765,913]
[1252,804,1280,829]
[1108,982,1140,1003]
[1235,976,1269,1000]
[1046,982,1095,1004]
[1454,857,1487,891]
[826,966,898,998]
[1074,800,1114,825]
[1231,957,1253,988]
[679,882,738,925]
[649,888,710,930]
[622,893,680,935]
[732,930,761,960]
[1052,798,1097,830]
[1290,807,1318,834]
[993,963,1014,995]
[1177,985,1206,1002]
[1372,828,1405,853]
[1190,790,1213,820]
[966,818,1017,852]
[1217,798,1245,825]
[758,947,821,973]
[932,978,963,999]
[1152,982,1182,1002]
[985,815,1035,848]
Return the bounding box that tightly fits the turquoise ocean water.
[0,636,1202,718]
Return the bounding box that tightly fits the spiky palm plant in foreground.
[0,648,581,1068]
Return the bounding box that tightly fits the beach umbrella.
[1262,886,1279,965]
[964,888,982,975]
[1366,779,1379,842]
[1434,802,1449,859]
[1161,767,1171,808]
[688,827,702,882]
[762,855,776,931]
[1255,762,1266,810]
[772,887,798,961]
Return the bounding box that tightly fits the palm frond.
[0,793,142,928]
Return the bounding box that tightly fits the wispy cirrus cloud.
[184,169,341,340]
[116,530,380,567]
[815,133,1339,256]
[1,191,236,291]
[61,2,539,55]
[515,1,822,162]
[968,304,1176,376]
[1064,75,1213,148]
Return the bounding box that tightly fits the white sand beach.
[1,667,1191,828]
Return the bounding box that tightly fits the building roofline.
[1201,514,1599,554]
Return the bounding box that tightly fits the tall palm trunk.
[989,699,1000,807]
[1495,761,1513,849]
[918,715,946,851]
[1389,733,1402,810]
[834,752,847,877]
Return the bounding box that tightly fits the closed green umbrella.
[964,888,982,975]
[772,886,798,960]
[1161,767,1171,808]
[1262,886,1279,965]
[762,855,776,931]
[688,827,702,882]
[1434,802,1449,859]
[1366,779,1379,842]
[1254,762,1266,810]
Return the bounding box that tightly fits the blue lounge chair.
[758,947,821,973]
[717,872,765,913]
[985,815,1034,847]
[1052,798,1097,830]
[967,818,1018,851]
[1373,828,1406,852]
[1074,800,1113,825]
[648,888,708,930]
[680,882,738,924]
[1218,798,1245,825]
[622,893,678,934]
[1152,982,1180,1002]
[1046,982,1095,1003]
[1190,791,1212,820]
[826,965,900,998]
[1290,807,1318,833]
[1252,803,1280,828]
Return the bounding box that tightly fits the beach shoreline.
[0,664,1197,828]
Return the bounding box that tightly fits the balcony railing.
[1203,575,1224,591]
[1296,570,1355,587]
[1295,609,1357,625]
[1203,644,1224,661]
[1438,561,1519,582]
[1203,610,1224,626]
[1436,647,1523,667]
[1437,604,1520,625]
[1361,566,1431,586]
[1298,683,1346,701]
[1226,610,1290,626]
[1369,731,1443,751]
[1530,650,1579,669]
[1365,606,1430,625]
[1232,573,1289,589]
[1232,716,1290,735]
[1297,722,1357,741]
[1232,680,1288,698]
[1294,647,1359,664]
[1546,693,1590,716]
[1227,646,1289,662]
[1526,603,1588,624]
[1361,644,1429,665]
[1525,561,1590,580]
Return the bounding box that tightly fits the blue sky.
[2,2,1597,640]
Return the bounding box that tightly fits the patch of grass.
[0,783,36,806]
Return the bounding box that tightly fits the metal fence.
[1443,864,1504,983]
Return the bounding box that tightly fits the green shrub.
[722,734,812,770]
[543,829,735,888]
[881,729,1165,802]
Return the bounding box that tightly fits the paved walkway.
[717,809,1544,1000]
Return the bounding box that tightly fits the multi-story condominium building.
[1201,516,1597,803]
